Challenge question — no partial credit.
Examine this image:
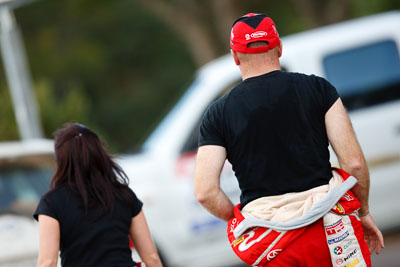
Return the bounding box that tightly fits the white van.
[120,11,400,267]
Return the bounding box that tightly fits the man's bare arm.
[325,98,384,254]
[325,98,370,215]
[194,145,234,221]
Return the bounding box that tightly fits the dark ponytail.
[49,123,132,215]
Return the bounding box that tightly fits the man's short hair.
[247,41,269,48]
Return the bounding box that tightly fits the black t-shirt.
[198,70,339,207]
[34,186,142,267]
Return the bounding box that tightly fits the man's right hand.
[360,213,384,255]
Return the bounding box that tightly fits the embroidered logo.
[229,218,237,233]
[336,259,344,265]
[245,31,268,40]
[326,220,345,236]
[238,228,271,252]
[344,258,360,267]
[342,193,354,201]
[333,203,345,214]
[267,249,282,261]
[328,231,349,245]
[233,236,244,247]
[344,249,357,262]
[334,246,343,255]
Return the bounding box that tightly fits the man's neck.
[240,62,281,80]
[241,66,281,80]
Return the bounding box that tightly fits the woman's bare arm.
[129,210,163,267]
[37,215,60,267]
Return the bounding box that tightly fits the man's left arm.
[194,145,234,222]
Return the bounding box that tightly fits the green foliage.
[10,0,196,152]
[35,78,92,138]
[0,0,397,152]
[236,0,309,35]
[0,85,18,140]
[351,0,400,17]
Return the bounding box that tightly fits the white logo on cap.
[272,25,279,37]
[246,31,268,40]
[252,31,268,38]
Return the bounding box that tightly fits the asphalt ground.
[370,230,400,267]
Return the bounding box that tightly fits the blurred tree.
[35,78,92,137]
[0,85,18,140]
[134,0,346,66]
[286,0,352,27]
[4,0,197,152]
[134,0,241,66]
[0,0,398,152]
[134,0,400,66]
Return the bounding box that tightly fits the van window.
[0,155,54,216]
[323,40,400,110]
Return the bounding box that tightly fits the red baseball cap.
[230,13,280,54]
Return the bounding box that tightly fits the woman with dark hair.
[34,123,162,267]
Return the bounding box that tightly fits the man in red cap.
[194,13,384,266]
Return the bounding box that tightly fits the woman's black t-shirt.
[34,186,142,267]
[198,70,339,207]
